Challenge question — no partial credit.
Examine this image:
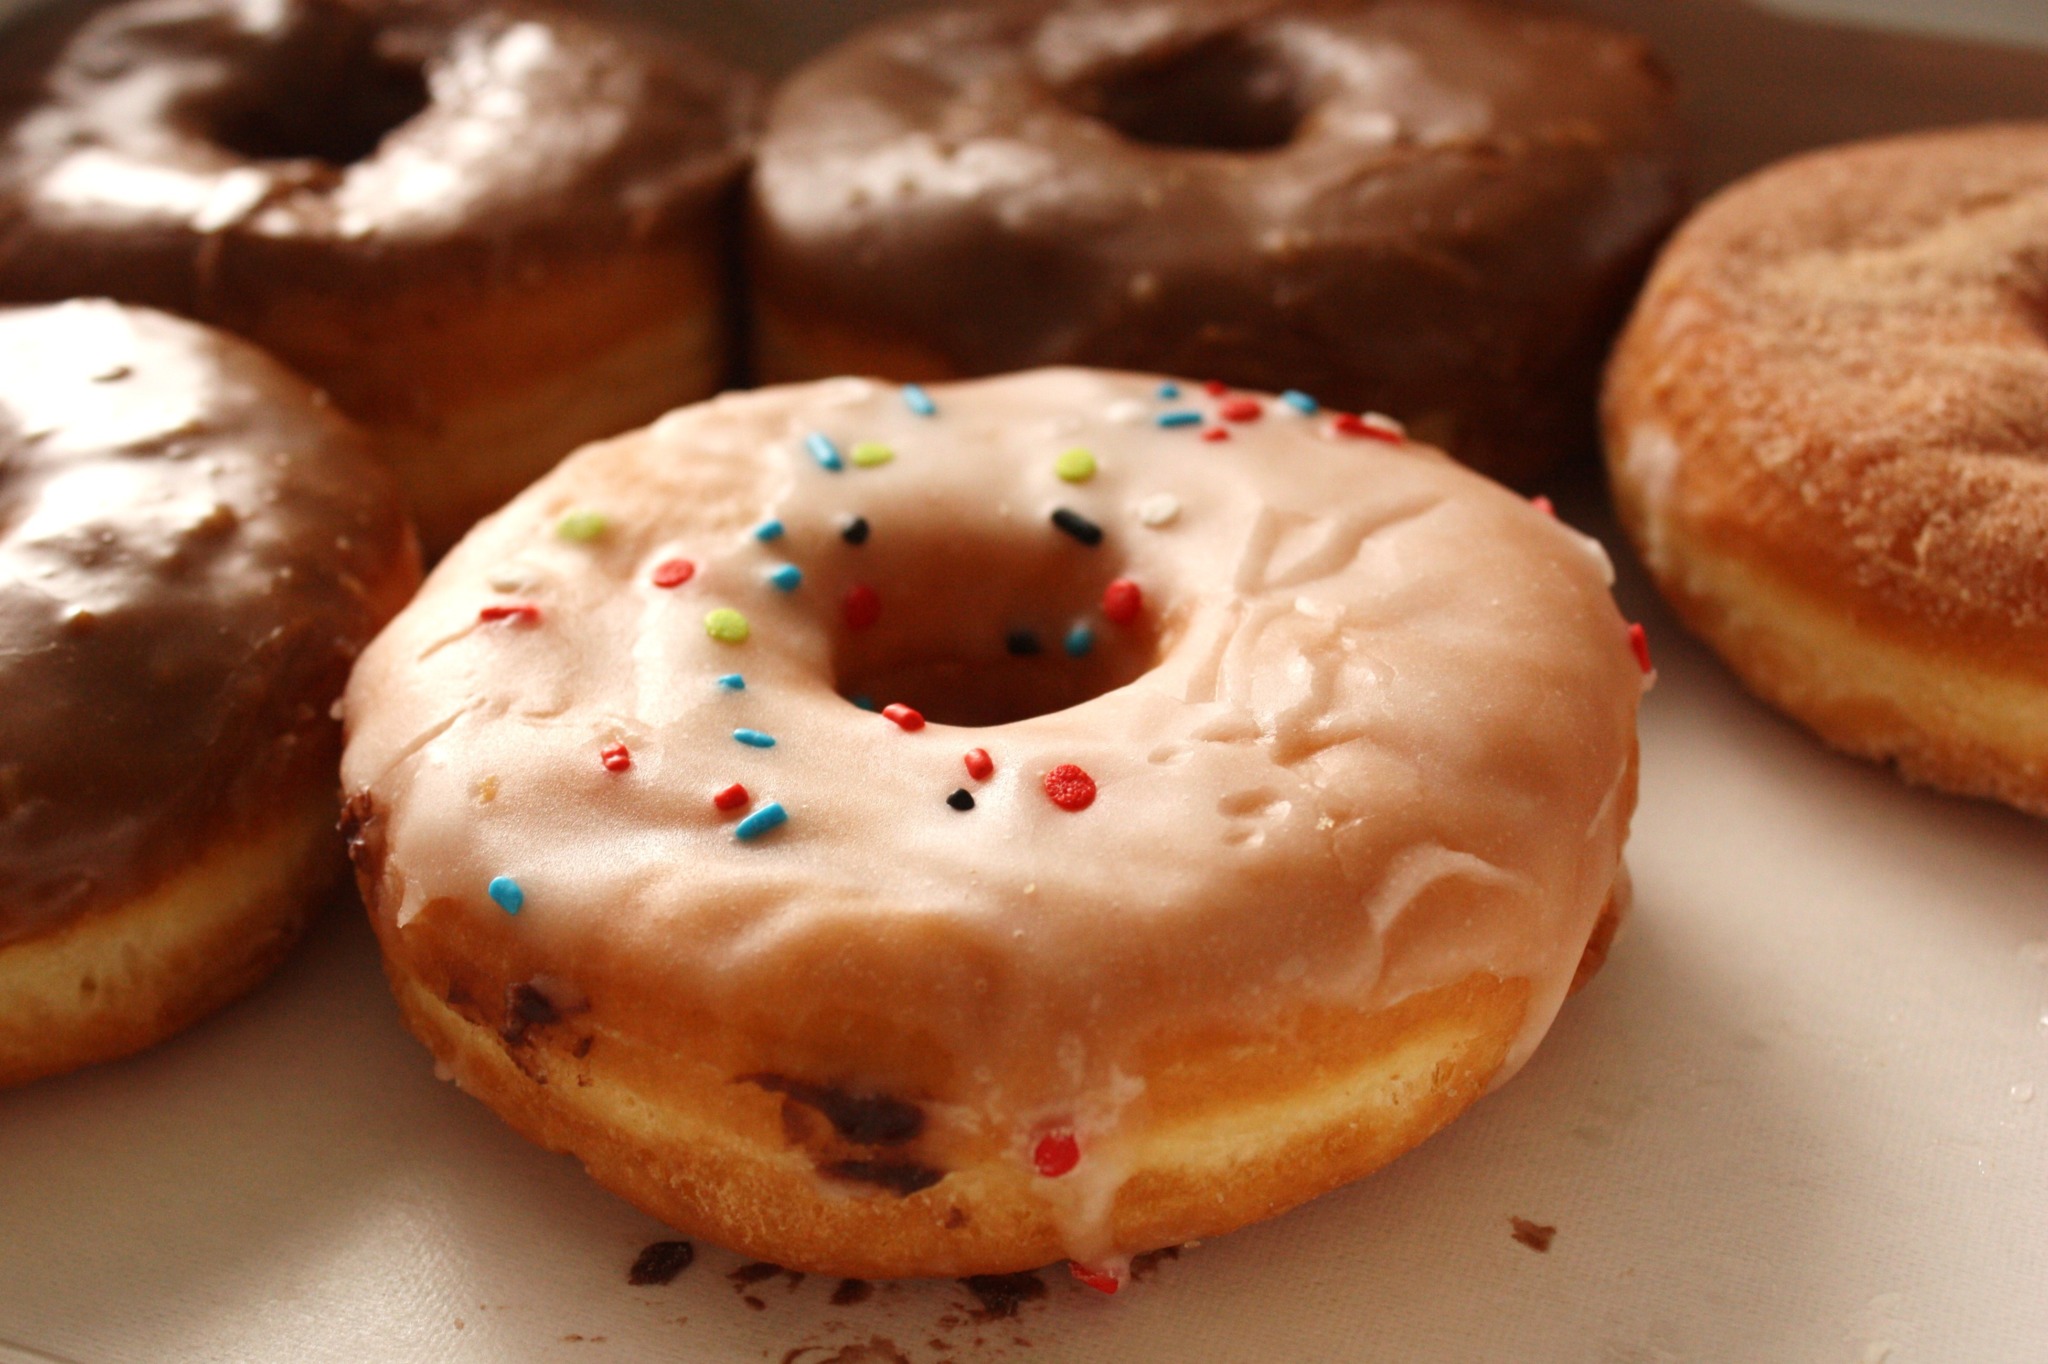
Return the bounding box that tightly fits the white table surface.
[3,3,2046,1362]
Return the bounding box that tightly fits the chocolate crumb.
[943,1207,968,1229]
[627,1240,694,1286]
[729,1261,785,1287]
[743,1294,766,1311]
[830,1278,873,1307]
[959,1271,1046,1320]
[1130,1245,1182,1280]
[573,1035,594,1059]
[823,1159,945,1195]
[743,1075,925,1146]
[1510,1217,1557,1252]
[500,981,559,1044]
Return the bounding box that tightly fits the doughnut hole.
[203,19,429,167]
[827,520,1162,728]
[1060,32,1307,152]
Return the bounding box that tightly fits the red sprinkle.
[1201,378,1229,397]
[1101,579,1142,626]
[1218,397,1263,423]
[963,748,994,782]
[1070,1263,1122,1295]
[1043,764,1096,812]
[713,782,750,812]
[843,583,881,630]
[600,743,632,773]
[1201,426,1231,442]
[651,558,695,589]
[1530,495,1556,518]
[1032,1128,1080,1178]
[478,603,540,625]
[882,703,925,732]
[1628,622,1653,675]
[1332,412,1404,443]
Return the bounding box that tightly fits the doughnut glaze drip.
[0,299,416,943]
[343,370,1640,1263]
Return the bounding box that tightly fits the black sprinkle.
[823,1159,946,1195]
[1005,628,1042,656]
[742,1075,924,1145]
[947,788,975,812]
[627,1240,694,1286]
[1050,507,1103,546]
[839,515,870,545]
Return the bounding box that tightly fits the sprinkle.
[839,514,870,546]
[1005,628,1043,657]
[1101,579,1142,625]
[1280,389,1319,414]
[734,801,788,841]
[600,743,632,773]
[1202,379,1230,397]
[733,728,776,748]
[805,432,844,471]
[901,383,936,416]
[947,788,976,812]
[851,694,878,712]
[716,673,746,690]
[1530,495,1556,518]
[705,608,750,643]
[555,509,607,542]
[964,748,994,781]
[1050,508,1103,546]
[1064,624,1094,658]
[713,782,749,812]
[1032,1128,1080,1178]
[767,563,803,591]
[1628,622,1653,675]
[1156,410,1202,428]
[1044,763,1096,811]
[651,558,695,588]
[1156,382,1181,399]
[843,583,881,630]
[1137,494,1181,528]
[882,703,926,732]
[487,876,525,914]
[1218,397,1263,423]
[754,519,785,542]
[1054,447,1097,483]
[1201,427,1230,442]
[1332,411,1406,443]
[850,440,894,468]
[1105,399,1148,425]
[479,603,540,625]
[1070,1263,1121,1295]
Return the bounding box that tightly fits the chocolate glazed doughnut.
[0,0,755,553]
[0,300,419,1087]
[748,0,1685,486]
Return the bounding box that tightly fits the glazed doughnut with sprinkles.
[339,367,1647,1283]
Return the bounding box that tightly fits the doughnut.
[0,299,418,1088]
[340,367,1645,1279]
[1605,124,2048,817]
[747,0,1685,487]
[0,0,755,553]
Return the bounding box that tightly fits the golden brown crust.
[1605,123,2048,814]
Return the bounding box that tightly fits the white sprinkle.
[487,565,542,593]
[1105,399,1148,425]
[2011,1082,2035,1104]
[1137,494,1181,528]
[818,377,879,407]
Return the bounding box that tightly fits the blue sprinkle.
[1065,624,1095,658]
[901,383,936,417]
[1281,389,1319,414]
[1157,382,1181,400]
[851,694,878,712]
[1156,410,1202,428]
[767,563,803,591]
[805,432,843,471]
[753,519,785,542]
[735,801,788,842]
[734,728,777,748]
[716,673,746,690]
[487,876,524,915]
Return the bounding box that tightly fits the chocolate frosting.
[0,0,755,432]
[749,0,1684,485]
[0,300,418,944]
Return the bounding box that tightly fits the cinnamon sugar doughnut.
[1605,124,2048,816]
[0,0,755,552]
[341,368,1644,1279]
[0,300,418,1088]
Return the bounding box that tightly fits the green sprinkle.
[1055,448,1097,483]
[555,509,607,542]
[704,608,750,644]
[850,441,895,468]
